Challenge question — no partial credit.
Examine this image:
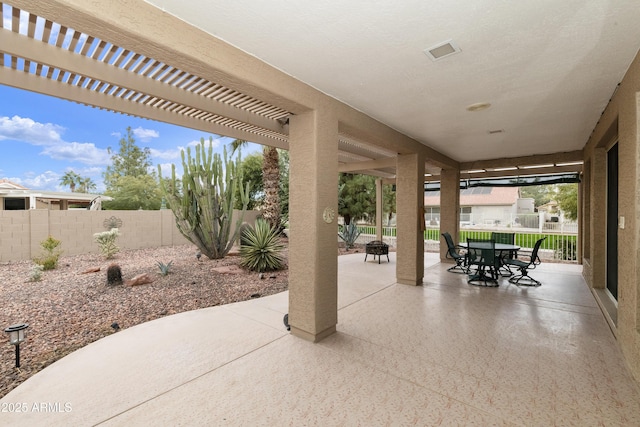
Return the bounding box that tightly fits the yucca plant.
[239,219,285,272]
[338,222,361,250]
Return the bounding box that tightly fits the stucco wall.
[582,50,640,381]
[0,209,259,262]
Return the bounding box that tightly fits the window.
[4,198,27,210]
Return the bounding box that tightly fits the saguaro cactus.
[159,137,249,259]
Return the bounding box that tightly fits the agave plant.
[239,219,285,272]
[156,261,173,276]
[338,222,361,250]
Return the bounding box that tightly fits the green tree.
[338,173,376,225]
[103,175,162,210]
[556,183,578,220]
[59,170,81,192]
[235,152,264,210]
[104,127,153,188]
[103,127,161,209]
[383,183,396,226]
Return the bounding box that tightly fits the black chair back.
[491,232,515,244]
[442,232,457,255]
[529,237,546,265]
[466,238,499,268]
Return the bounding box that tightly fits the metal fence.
[354,223,578,263]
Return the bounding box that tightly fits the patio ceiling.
[2,1,638,179]
[0,2,399,179]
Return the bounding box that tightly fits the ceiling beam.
[427,164,583,181]
[0,29,287,136]
[459,151,583,171]
[338,157,396,173]
[0,67,288,149]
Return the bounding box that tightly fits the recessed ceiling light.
[466,102,491,112]
[424,39,461,61]
[492,167,518,172]
[464,169,486,174]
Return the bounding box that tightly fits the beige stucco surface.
[582,50,640,381]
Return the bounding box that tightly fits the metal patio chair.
[442,232,468,274]
[504,237,546,286]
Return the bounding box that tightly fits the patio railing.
[354,224,578,263]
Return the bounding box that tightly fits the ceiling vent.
[424,40,461,61]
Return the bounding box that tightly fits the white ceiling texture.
[146,0,640,166]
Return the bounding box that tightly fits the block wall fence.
[0,209,259,262]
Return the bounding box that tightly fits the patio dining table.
[459,241,521,277]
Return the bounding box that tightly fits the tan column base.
[290,325,336,343]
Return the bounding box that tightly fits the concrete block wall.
[0,209,258,262]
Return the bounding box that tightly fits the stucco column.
[396,153,425,286]
[439,168,460,261]
[288,107,338,342]
[376,178,383,241]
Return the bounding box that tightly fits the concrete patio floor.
[2,253,639,426]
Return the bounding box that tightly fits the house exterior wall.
[0,209,259,262]
[582,49,640,382]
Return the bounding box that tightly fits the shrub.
[338,222,361,250]
[94,228,120,259]
[157,261,173,276]
[29,264,44,282]
[33,236,62,270]
[239,219,285,272]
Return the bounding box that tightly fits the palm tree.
[230,139,281,229]
[77,177,97,193]
[59,170,81,192]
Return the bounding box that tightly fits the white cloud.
[20,171,60,190]
[150,147,182,161]
[132,126,159,141]
[41,141,111,165]
[0,115,110,165]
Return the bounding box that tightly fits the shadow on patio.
[2,253,639,426]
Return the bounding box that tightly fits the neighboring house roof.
[537,200,558,212]
[0,179,28,190]
[0,179,112,204]
[424,187,519,207]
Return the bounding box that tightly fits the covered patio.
[3,253,639,425]
[2,0,640,418]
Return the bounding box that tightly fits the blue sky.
[0,85,261,193]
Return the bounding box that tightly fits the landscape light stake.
[4,323,28,368]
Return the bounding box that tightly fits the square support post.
[395,153,425,286]
[439,168,461,261]
[288,108,339,342]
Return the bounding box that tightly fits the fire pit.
[365,240,389,264]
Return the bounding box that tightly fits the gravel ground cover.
[0,243,294,398]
